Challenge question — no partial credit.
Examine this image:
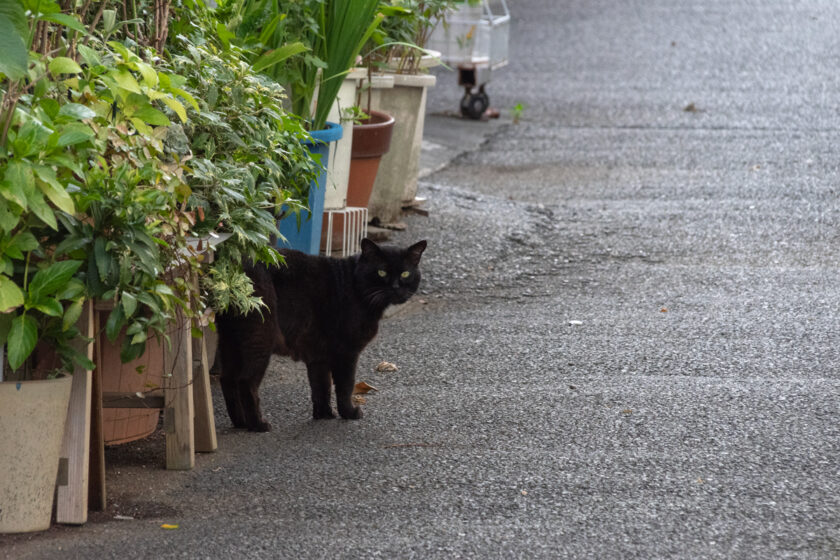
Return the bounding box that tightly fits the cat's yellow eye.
[378,270,387,278]
[400,271,410,279]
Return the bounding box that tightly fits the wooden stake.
[56,302,95,524]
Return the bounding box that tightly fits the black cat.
[215,238,427,431]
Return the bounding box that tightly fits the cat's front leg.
[306,361,335,419]
[333,357,363,420]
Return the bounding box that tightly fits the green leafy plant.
[165,33,318,311]
[1,2,197,371]
[367,0,478,74]
[512,102,524,124]
[219,0,383,131]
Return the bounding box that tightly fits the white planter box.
[367,72,437,223]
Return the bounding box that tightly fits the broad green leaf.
[135,61,158,87]
[62,298,84,331]
[39,12,87,34]
[13,120,51,157]
[7,313,38,370]
[33,166,75,214]
[112,69,142,94]
[49,56,83,76]
[121,292,137,318]
[104,304,125,342]
[0,180,27,210]
[2,160,34,208]
[0,204,20,232]
[107,41,133,62]
[131,105,170,126]
[0,274,24,312]
[121,338,145,363]
[129,117,153,136]
[102,9,116,33]
[0,2,27,37]
[94,238,111,282]
[153,284,174,296]
[27,191,58,229]
[0,15,28,80]
[130,330,147,345]
[58,103,97,121]
[58,122,95,146]
[56,278,85,300]
[39,97,61,120]
[171,88,199,112]
[31,298,63,317]
[28,260,83,300]
[161,97,187,123]
[76,44,101,67]
[252,42,309,73]
[8,232,39,254]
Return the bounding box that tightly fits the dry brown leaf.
[660,307,668,313]
[622,408,633,414]
[353,381,377,394]
[376,361,398,372]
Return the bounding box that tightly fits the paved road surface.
[3,1,838,558]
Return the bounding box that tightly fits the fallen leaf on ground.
[160,524,179,530]
[376,361,398,372]
[661,307,668,313]
[353,381,377,394]
[622,408,633,414]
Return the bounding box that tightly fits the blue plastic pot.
[276,122,343,254]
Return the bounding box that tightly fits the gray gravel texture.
[3,0,839,558]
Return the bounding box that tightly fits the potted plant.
[360,0,463,224]
[219,0,384,254]
[0,2,317,531]
[0,3,101,533]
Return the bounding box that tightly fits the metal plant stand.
[427,0,510,119]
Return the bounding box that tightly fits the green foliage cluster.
[367,0,476,74]
[218,0,383,131]
[0,0,316,374]
[165,34,318,306]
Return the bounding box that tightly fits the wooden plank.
[102,391,165,409]
[192,333,217,453]
[164,309,194,470]
[56,302,95,524]
[88,309,106,511]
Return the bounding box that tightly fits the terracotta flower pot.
[347,110,395,207]
[98,309,170,445]
[321,110,394,253]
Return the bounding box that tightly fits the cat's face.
[356,239,427,308]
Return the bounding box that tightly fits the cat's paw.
[313,407,336,420]
[247,420,272,432]
[339,406,363,420]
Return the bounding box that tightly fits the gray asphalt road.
[3,1,839,558]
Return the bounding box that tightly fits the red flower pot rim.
[351,110,395,159]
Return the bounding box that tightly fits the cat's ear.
[406,240,427,266]
[360,238,382,259]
